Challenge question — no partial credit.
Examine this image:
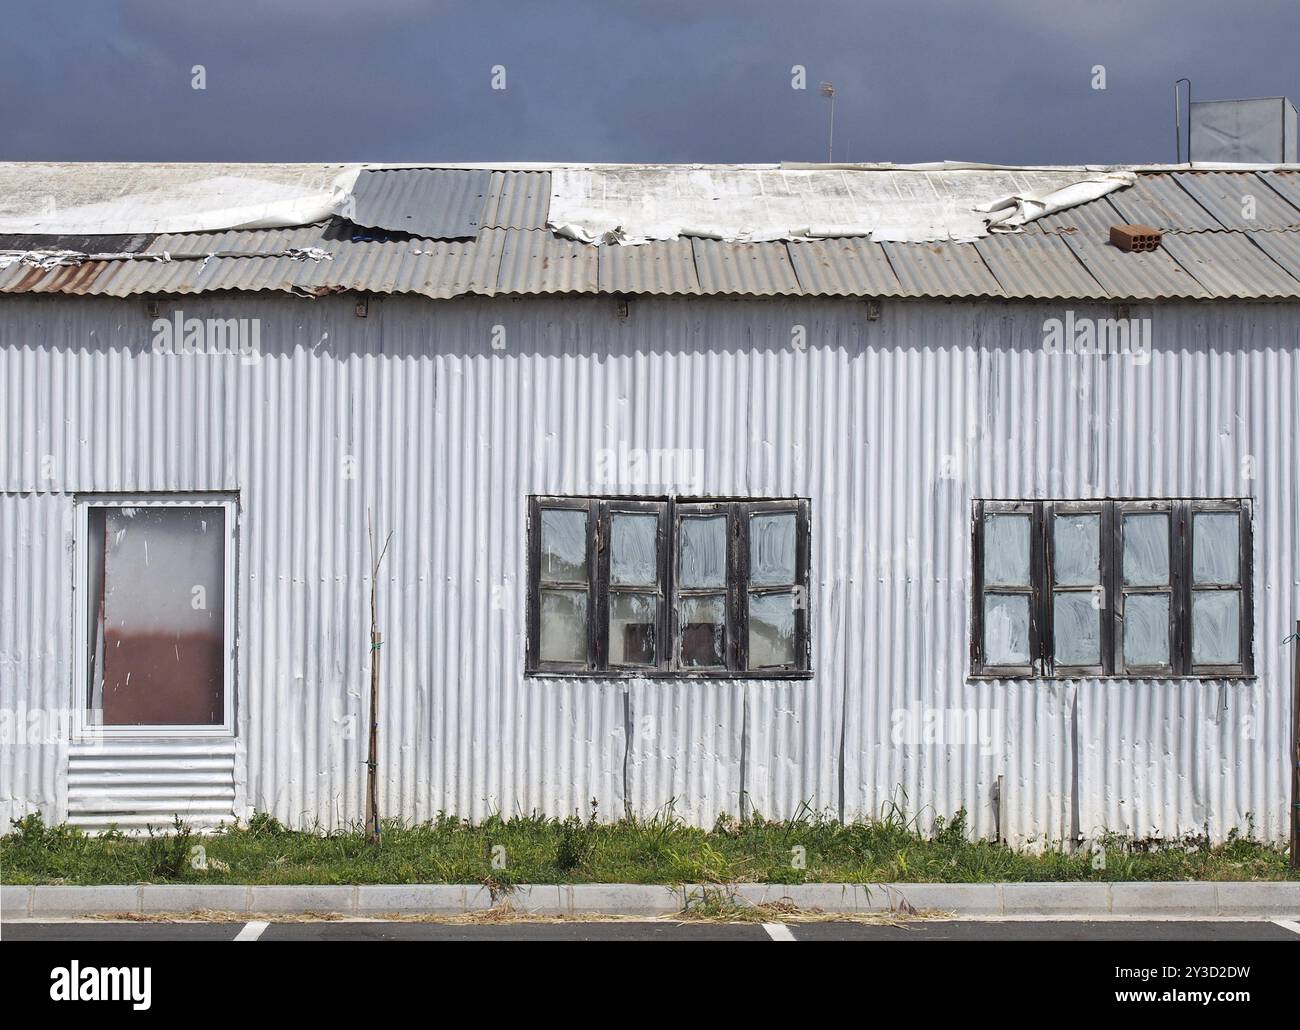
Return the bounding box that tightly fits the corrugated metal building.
[0,161,1296,845]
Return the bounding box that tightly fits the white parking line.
[234,920,269,941]
[762,922,795,941]
[1274,920,1300,936]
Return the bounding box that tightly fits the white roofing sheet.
[0,163,359,235]
[547,166,1132,245]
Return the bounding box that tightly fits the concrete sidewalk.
[3,881,1299,920]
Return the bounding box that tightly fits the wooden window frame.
[526,496,811,679]
[971,498,1253,680]
[970,500,1044,678]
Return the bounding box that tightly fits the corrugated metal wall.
[0,293,1295,843]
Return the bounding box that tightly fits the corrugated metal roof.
[690,239,802,295]
[1033,195,1127,236]
[1171,171,1300,230]
[1159,231,1299,298]
[1242,229,1300,280]
[496,228,596,294]
[1106,174,1223,231]
[598,238,700,295]
[5,167,1300,302]
[785,239,902,296]
[1056,230,1210,300]
[1255,170,1300,213]
[348,168,490,238]
[481,171,551,229]
[882,242,1005,298]
[151,224,331,255]
[974,233,1105,300]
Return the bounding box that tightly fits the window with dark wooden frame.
[527,496,811,678]
[972,498,1253,679]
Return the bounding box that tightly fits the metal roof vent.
[1189,96,1297,163]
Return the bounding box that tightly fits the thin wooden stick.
[366,511,393,844]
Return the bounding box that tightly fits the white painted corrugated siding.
[0,294,1295,843]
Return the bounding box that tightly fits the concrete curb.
[4,881,1298,920]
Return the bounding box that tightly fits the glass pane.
[611,513,658,586]
[984,594,1030,666]
[680,594,726,667]
[539,588,587,663]
[1053,593,1100,666]
[748,591,796,668]
[609,592,657,666]
[1192,591,1241,665]
[1193,512,1240,585]
[983,514,1030,587]
[91,506,226,726]
[679,515,727,589]
[1123,594,1170,666]
[749,512,796,587]
[1053,513,1100,586]
[1123,513,1169,586]
[540,508,587,582]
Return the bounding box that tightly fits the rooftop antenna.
[820,82,836,162]
[1174,78,1192,164]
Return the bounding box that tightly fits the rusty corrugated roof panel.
[690,239,802,295]
[974,233,1106,299]
[785,239,903,296]
[495,228,596,294]
[348,168,490,238]
[7,169,1300,302]
[881,241,1004,298]
[598,239,700,295]
[1170,172,1300,230]
[481,171,551,229]
[151,224,332,255]
[1056,231,1209,300]
[1160,230,1300,298]
[1107,174,1223,231]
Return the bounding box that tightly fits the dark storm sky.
[2,0,1297,165]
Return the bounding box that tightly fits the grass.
[2,804,1296,886]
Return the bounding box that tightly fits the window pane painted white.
[1053,513,1100,586]
[540,509,587,582]
[984,594,1030,665]
[1123,594,1170,666]
[89,506,227,726]
[609,592,657,665]
[749,512,796,586]
[610,513,657,587]
[679,594,726,666]
[983,514,1030,587]
[1053,593,1101,666]
[1123,513,1170,586]
[678,516,727,588]
[1192,591,1241,665]
[1192,512,1240,585]
[539,588,587,663]
[749,591,796,668]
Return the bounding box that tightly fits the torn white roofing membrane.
[0,161,1133,245]
[0,163,360,235]
[546,166,1136,244]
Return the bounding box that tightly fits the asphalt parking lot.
[6,919,1300,941]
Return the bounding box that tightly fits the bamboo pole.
[366,513,392,845]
